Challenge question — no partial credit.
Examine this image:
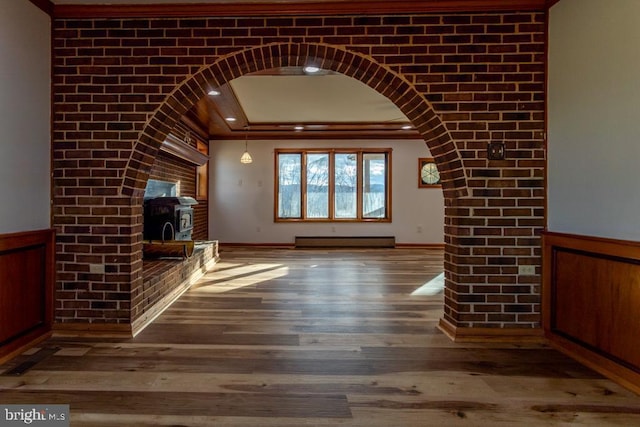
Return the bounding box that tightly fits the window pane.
[278,153,301,218]
[334,153,357,218]
[362,153,387,218]
[306,153,329,218]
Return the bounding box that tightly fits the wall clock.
[418,158,441,188]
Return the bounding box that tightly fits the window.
[275,149,392,221]
[144,179,177,198]
[278,153,302,218]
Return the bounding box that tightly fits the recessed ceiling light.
[225,117,236,122]
[294,125,304,131]
[303,66,321,74]
[208,89,221,96]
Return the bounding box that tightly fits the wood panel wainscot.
[542,231,640,394]
[0,229,55,364]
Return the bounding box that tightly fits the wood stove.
[143,196,198,241]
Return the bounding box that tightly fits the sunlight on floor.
[411,272,444,296]
[192,262,289,293]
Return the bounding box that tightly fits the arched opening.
[122,43,467,198]
[122,42,468,331]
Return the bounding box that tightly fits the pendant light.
[240,125,252,164]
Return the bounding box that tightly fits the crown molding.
[53,0,546,19]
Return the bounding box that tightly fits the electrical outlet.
[417,225,423,233]
[518,265,536,276]
[89,264,105,274]
[487,141,506,160]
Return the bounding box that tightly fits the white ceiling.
[230,74,408,124]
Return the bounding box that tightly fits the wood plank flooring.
[1,247,639,426]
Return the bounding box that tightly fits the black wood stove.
[143,196,198,241]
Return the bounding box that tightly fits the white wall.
[209,139,444,244]
[0,1,51,234]
[548,0,640,241]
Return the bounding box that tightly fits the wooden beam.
[53,0,547,19]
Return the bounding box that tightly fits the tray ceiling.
[187,67,415,140]
[230,74,407,124]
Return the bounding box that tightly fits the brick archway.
[52,12,545,337]
[121,42,467,199]
[121,41,469,334]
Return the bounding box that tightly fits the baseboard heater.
[295,236,396,248]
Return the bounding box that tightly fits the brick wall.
[192,202,208,241]
[52,12,545,330]
[147,152,194,201]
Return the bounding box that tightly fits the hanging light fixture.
[240,125,253,164]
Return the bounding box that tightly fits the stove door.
[177,208,193,232]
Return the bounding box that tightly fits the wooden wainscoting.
[0,229,55,363]
[542,231,640,394]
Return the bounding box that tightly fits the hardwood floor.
[1,247,639,426]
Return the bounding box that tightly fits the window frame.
[274,148,392,222]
